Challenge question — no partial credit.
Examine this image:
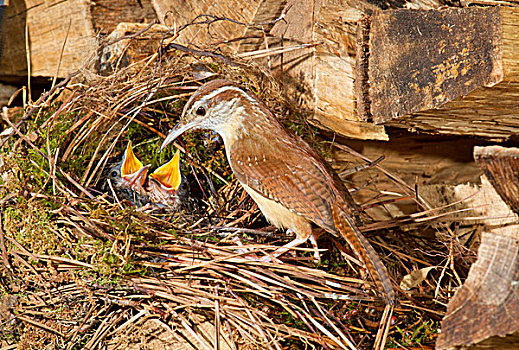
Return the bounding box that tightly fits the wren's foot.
[308,233,321,263]
[259,231,323,263]
[228,236,258,259]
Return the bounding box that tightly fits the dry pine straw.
[0,41,474,349]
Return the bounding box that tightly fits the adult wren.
[161,80,395,303]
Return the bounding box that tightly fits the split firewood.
[356,7,519,140]
[437,146,519,349]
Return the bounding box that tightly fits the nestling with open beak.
[160,79,395,304]
[103,141,183,209]
[147,150,183,209]
[104,141,150,207]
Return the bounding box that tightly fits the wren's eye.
[111,170,118,178]
[195,106,206,116]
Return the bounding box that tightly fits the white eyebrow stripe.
[200,85,256,105]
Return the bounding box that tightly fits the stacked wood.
[150,1,519,141]
[356,7,519,140]
[0,0,156,79]
[150,0,446,141]
[436,146,519,349]
[3,1,519,142]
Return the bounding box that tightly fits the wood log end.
[474,146,519,214]
[357,7,504,125]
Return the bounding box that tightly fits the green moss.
[387,319,439,347]
[3,201,60,256]
[168,98,185,112]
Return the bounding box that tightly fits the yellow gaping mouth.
[121,141,148,187]
[149,151,181,191]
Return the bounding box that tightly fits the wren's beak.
[121,141,150,187]
[149,151,182,192]
[160,120,198,151]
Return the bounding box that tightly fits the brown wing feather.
[230,133,338,233]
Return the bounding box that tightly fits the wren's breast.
[241,184,312,237]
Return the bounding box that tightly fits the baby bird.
[104,141,150,207]
[103,141,183,209]
[147,151,183,209]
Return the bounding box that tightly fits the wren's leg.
[260,233,310,262]
[261,225,324,263]
[308,228,326,262]
[308,233,320,262]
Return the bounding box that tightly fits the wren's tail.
[331,203,396,304]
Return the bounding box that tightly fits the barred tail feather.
[331,204,395,304]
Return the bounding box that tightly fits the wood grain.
[91,0,156,35]
[474,146,519,214]
[358,7,502,124]
[356,7,519,140]
[436,147,519,349]
[0,0,157,78]
[151,0,260,52]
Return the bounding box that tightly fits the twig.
[16,315,65,337]
[104,20,158,47]
[0,71,79,148]
[164,43,238,66]
[186,5,292,30]
[64,303,97,350]
[214,286,221,350]
[51,18,71,90]
[236,42,321,60]
[374,304,393,350]
[25,24,31,105]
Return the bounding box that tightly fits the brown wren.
[161,79,395,303]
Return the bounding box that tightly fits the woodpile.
[0,0,155,79]
[1,0,519,349]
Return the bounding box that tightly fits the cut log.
[333,133,482,187]
[91,0,156,36]
[151,0,265,53]
[0,0,157,79]
[0,83,17,106]
[436,146,519,349]
[277,0,388,140]
[356,7,519,140]
[474,146,519,214]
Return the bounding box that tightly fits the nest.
[0,27,478,349]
